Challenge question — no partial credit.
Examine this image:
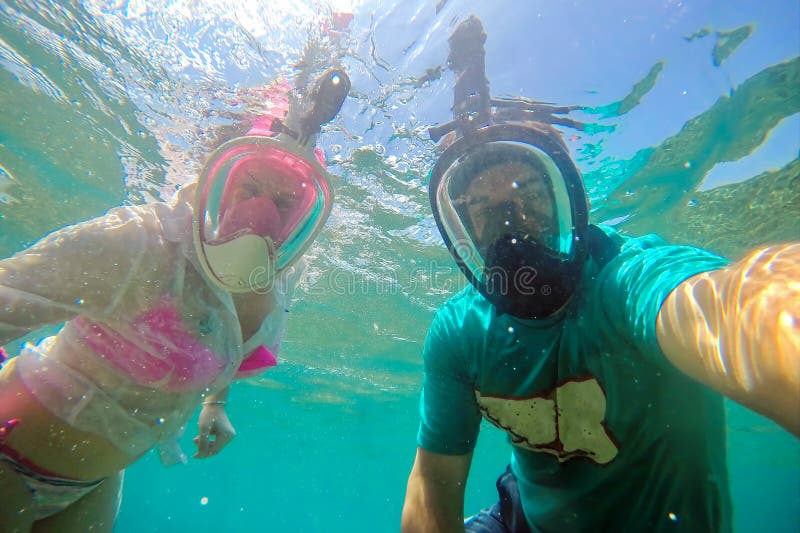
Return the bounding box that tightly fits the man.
[401,16,798,533]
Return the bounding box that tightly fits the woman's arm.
[194,386,237,458]
[0,209,154,346]
[0,253,77,344]
[401,447,473,533]
[656,243,800,436]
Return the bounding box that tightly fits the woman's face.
[225,158,307,211]
[218,156,311,243]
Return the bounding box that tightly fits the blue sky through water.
[376,0,799,190]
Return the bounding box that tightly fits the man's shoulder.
[594,224,667,254]
[436,286,488,318]
[584,225,729,354]
[594,224,727,270]
[430,286,493,340]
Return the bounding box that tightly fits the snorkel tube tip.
[302,68,351,136]
[271,68,351,147]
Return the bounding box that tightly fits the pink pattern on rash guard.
[73,300,226,392]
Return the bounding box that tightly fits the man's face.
[455,160,556,255]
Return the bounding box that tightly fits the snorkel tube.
[271,68,351,147]
[428,16,591,320]
[429,17,584,143]
[429,15,492,142]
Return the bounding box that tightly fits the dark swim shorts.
[464,465,531,533]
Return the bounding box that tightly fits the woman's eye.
[240,183,259,198]
[275,194,297,209]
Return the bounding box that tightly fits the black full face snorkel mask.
[428,16,590,320]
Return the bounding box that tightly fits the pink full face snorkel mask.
[194,127,331,294]
[194,69,349,293]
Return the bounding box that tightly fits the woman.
[0,67,350,532]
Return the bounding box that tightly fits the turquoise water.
[1,0,798,531]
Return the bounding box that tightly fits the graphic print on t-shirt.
[475,377,618,464]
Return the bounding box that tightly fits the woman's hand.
[193,403,237,459]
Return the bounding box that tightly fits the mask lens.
[195,137,331,292]
[216,152,318,247]
[437,141,575,282]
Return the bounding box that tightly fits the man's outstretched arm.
[401,447,473,533]
[657,243,800,436]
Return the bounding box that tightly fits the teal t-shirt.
[417,228,733,532]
